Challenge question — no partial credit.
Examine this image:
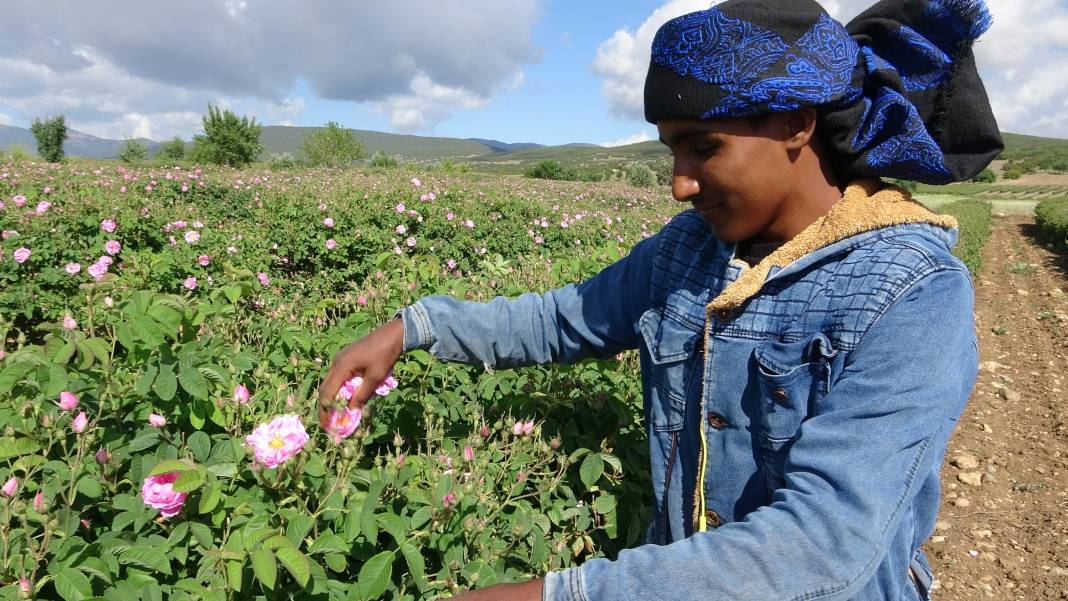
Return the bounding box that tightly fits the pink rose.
[183,276,197,290]
[13,247,30,264]
[104,240,121,255]
[325,239,336,250]
[323,217,335,228]
[148,413,166,428]
[141,472,187,518]
[246,415,309,468]
[33,490,44,512]
[71,411,88,433]
[324,406,362,444]
[184,230,200,244]
[336,373,397,402]
[1,477,17,497]
[233,384,250,405]
[62,315,77,330]
[463,445,474,462]
[197,254,210,266]
[256,272,269,287]
[101,219,116,233]
[35,201,51,214]
[57,391,79,411]
[65,262,81,275]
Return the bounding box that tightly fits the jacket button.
[705,509,722,528]
[773,388,789,403]
[706,412,728,430]
[714,308,733,322]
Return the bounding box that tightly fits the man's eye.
[694,145,717,155]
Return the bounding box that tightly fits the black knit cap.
[644,0,1003,184]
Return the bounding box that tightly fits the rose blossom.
[140,472,187,518]
[12,195,26,207]
[325,239,336,250]
[395,224,406,235]
[324,406,362,444]
[33,490,44,512]
[58,391,79,411]
[104,240,121,255]
[410,177,421,187]
[197,254,210,266]
[336,373,398,402]
[13,247,30,264]
[256,272,269,287]
[87,262,108,280]
[1,477,17,497]
[183,276,197,290]
[184,230,200,244]
[35,201,51,214]
[245,414,309,468]
[148,413,166,428]
[65,262,81,275]
[19,577,31,596]
[441,493,456,508]
[62,315,77,330]
[233,384,250,405]
[101,219,116,233]
[323,217,335,228]
[463,445,475,462]
[71,411,88,433]
[405,236,417,248]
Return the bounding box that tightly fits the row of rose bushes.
[0,159,656,600]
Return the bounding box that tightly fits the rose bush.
[0,159,663,599]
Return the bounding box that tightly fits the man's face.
[657,116,796,244]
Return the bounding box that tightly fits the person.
[318,0,1002,598]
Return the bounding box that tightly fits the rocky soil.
[928,214,1068,599]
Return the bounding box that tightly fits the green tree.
[368,150,398,167]
[525,159,575,181]
[118,139,149,163]
[30,115,68,163]
[156,137,187,161]
[625,163,657,188]
[300,122,365,168]
[191,105,263,167]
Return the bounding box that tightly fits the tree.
[300,122,365,168]
[118,139,149,163]
[525,159,575,181]
[625,163,657,188]
[191,105,263,167]
[30,116,68,163]
[156,137,187,161]
[368,150,398,167]
[970,168,996,183]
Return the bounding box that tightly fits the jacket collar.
[708,178,958,312]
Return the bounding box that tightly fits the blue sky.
[1,0,1065,145]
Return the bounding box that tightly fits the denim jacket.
[401,180,978,601]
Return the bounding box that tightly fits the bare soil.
[928,214,1068,599]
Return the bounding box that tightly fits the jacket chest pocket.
[752,332,836,492]
[640,308,701,432]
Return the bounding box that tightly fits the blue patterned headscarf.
[644,0,1003,184]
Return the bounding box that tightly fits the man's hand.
[317,319,404,430]
[450,579,544,600]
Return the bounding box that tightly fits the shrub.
[368,151,398,168]
[30,115,68,163]
[1035,198,1068,252]
[5,144,33,163]
[940,199,992,274]
[156,137,187,162]
[971,168,996,183]
[191,105,263,167]
[300,122,365,168]
[118,139,149,163]
[889,178,919,193]
[625,164,657,188]
[525,160,574,181]
[268,152,300,170]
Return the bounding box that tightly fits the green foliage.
[940,199,993,274]
[191,105,263,167]
[525,160,575,181]
[300,122,365,168]
[368,150,398,168]
[268,152,300,170]
[30,115,68,163]
[118,139,150,163]
[5,144,34,163]
[889,179,919,193]
[624,164,657,188]
[156,137,188,162]
[1035,198,1068,252]
[970,168,997,183]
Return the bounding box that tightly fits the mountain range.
[1,124,1064,173]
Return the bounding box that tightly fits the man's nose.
[672,172,699,202]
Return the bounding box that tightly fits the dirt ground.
[928,213,1068,599]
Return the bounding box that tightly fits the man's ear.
[782,107,817,150]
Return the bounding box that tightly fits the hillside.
[0,124,158,159]
[259,126,502,162]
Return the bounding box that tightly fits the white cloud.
[602,129,654,147]
[590,0,716,120]
[0,112,12,126]
[594,0,1068,138]
[0,1,542,137]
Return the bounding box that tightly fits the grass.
[938,199,993,275]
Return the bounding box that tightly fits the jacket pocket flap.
[639,309,700,365]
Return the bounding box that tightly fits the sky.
[0,0,1065,147]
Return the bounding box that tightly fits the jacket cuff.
[543,567,587,601]
[400,302,434,352]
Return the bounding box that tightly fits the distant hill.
[466,138,544,153]
[0,124,158,159]
[259,126,499,162]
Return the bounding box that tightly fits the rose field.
[0,160,991,600]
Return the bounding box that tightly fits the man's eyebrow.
[659,129,710,147]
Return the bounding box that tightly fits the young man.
[319,0,1002,598]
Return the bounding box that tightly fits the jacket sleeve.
[544,266,978,601]
[400,235,658,368]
